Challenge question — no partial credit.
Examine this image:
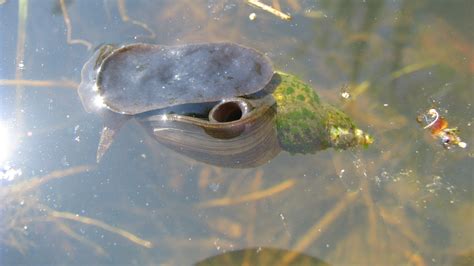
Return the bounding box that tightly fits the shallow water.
[0,0,473,265]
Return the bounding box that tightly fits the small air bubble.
[338,169,345,178]
[341,92,351,99]
[18,61,25,70]
[209,183,220,192]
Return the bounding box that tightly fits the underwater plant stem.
[0,79,78,89]
[247,0,291,20]
[59,0,92,50]
[378,206,424,249]
[50,210,153,248]
[361,176,378,258]
[198,179,295,208]
[56,222,107,255]
[117,0,155,39]
[244,171,264,244]
[15,0,28,129]
[283,191,359,264]
[8,165,93,195]
[390,60,438,80]
[286,0,301,12]
[271,0,281,11]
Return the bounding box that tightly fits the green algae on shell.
[273,72,373,154]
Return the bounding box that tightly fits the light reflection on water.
[0,0,473,265]
[0,121,11,164]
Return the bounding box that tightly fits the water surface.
[0,0,473,265]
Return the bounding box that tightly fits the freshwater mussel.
[78,42,373,168]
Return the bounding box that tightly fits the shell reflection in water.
[78,42,373,167]
[194,247,330,266]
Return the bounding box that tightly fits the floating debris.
[246,0,291,21]
[249,12,256,21]
[417,108,467,149]
[340,84,351,100]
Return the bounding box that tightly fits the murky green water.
[1,0,473,265]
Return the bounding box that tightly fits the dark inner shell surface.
[96,43,274,115]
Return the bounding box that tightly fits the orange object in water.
[430,117,448,135]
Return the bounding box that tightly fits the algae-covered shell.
[78,42,274,115]
[273,72,373,153]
